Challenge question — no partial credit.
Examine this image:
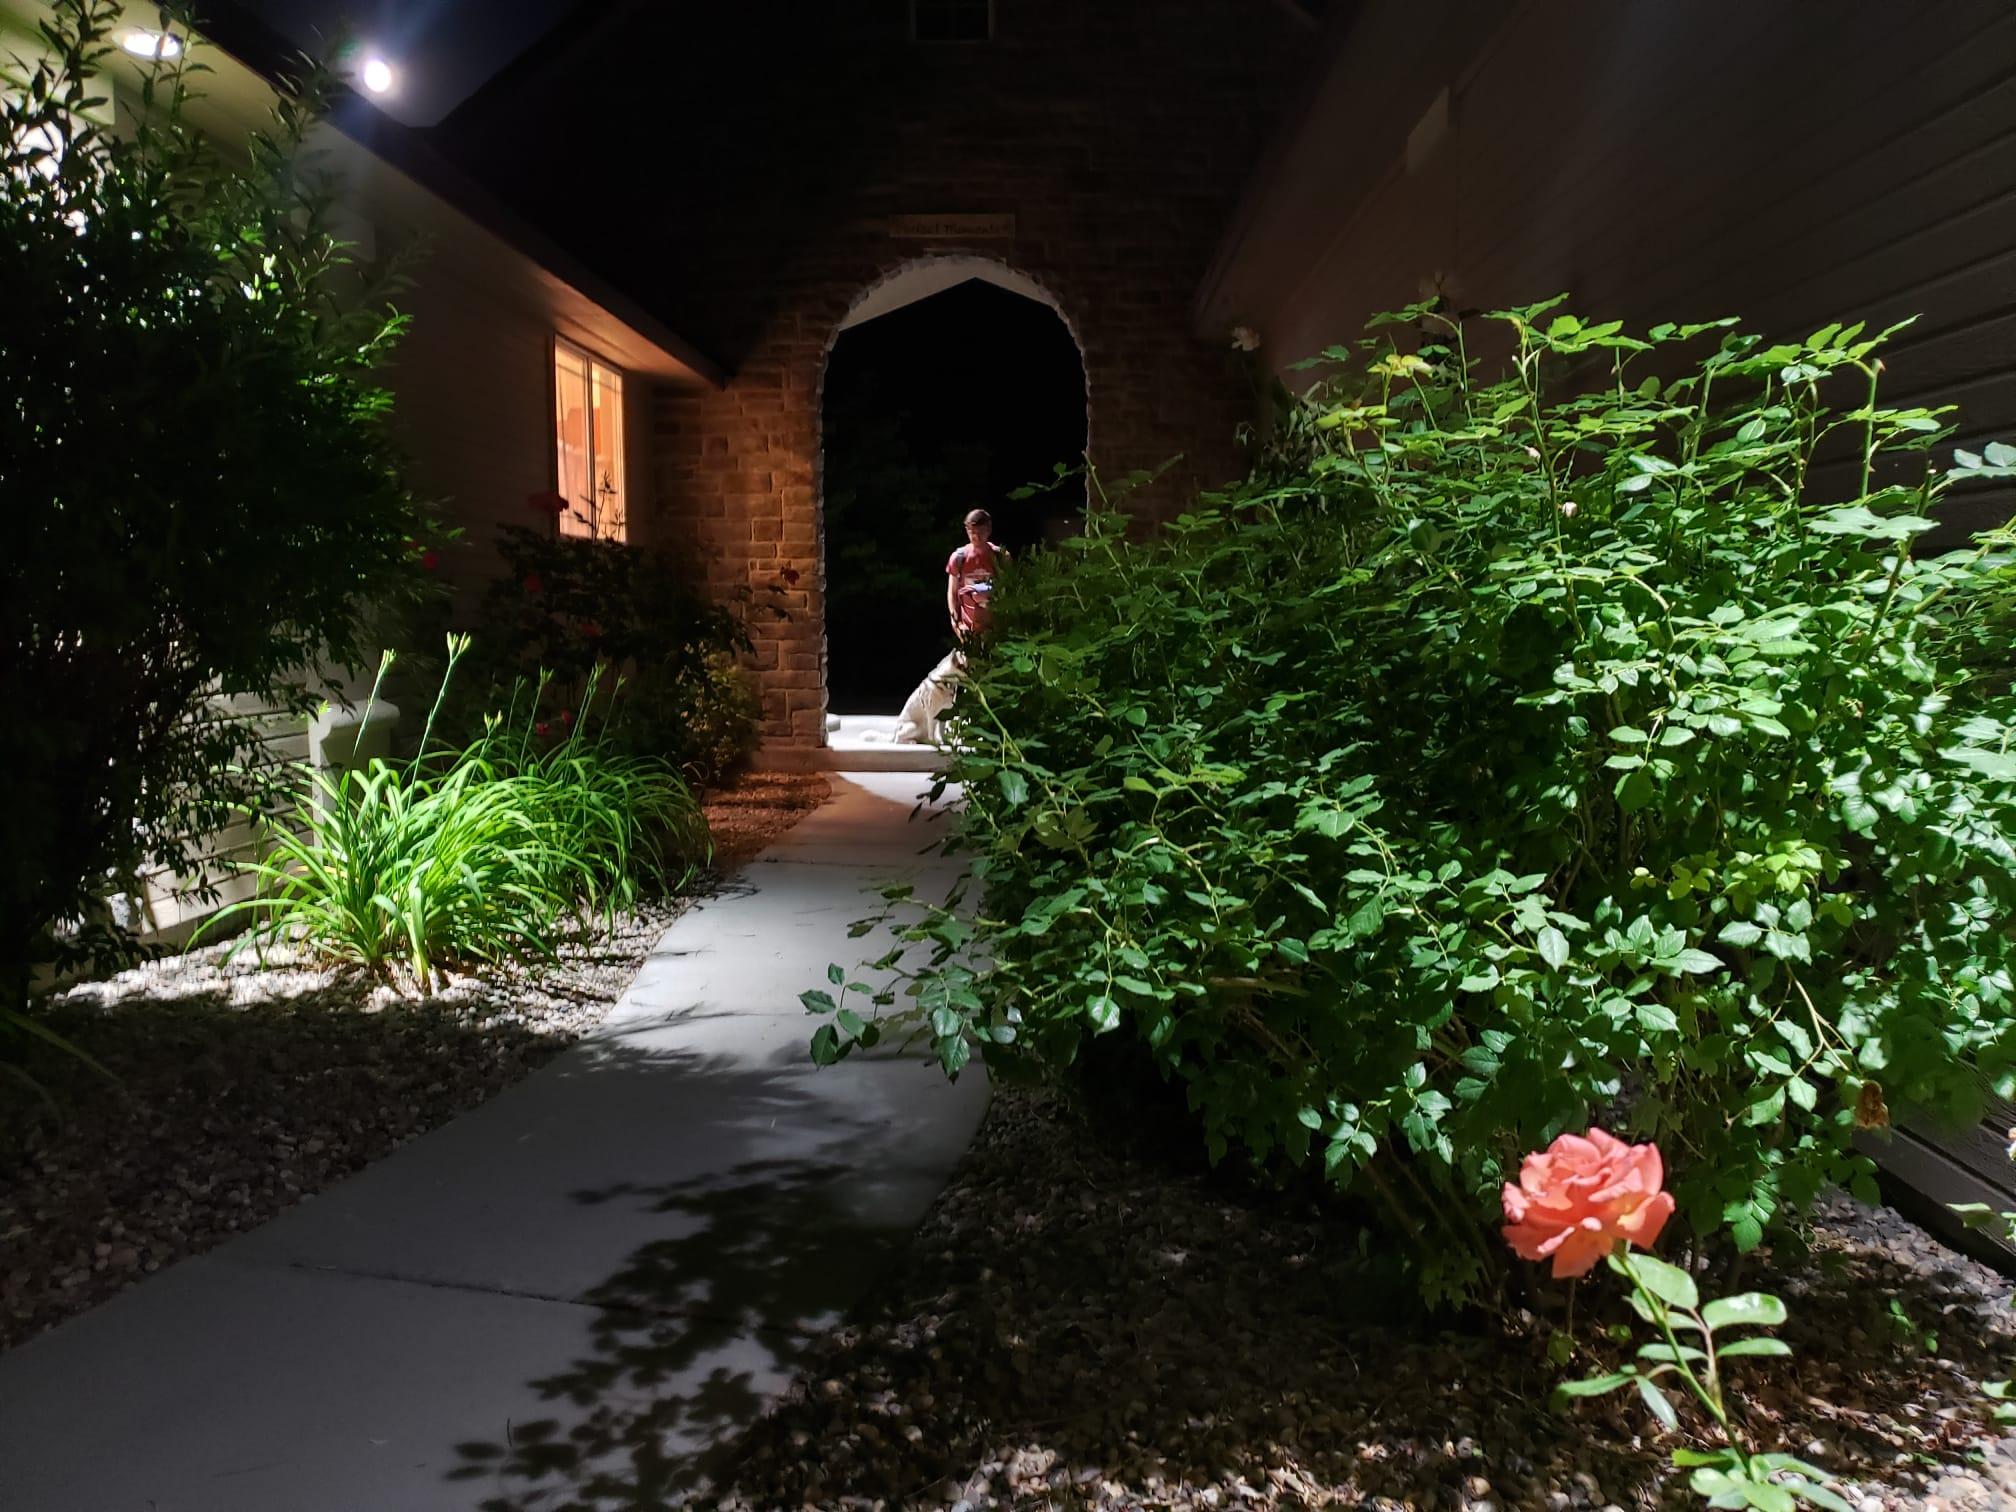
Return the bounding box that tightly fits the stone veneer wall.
[625,3,1312,751]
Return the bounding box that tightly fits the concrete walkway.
[0,773,987,1512]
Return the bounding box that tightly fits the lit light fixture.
[120,29,182,60]
[360,57,394,95]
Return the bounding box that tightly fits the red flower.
[782,567,801,586]
[580,620,603,640]
[559,708,574,727]
[419,550,439,572]
[1501,1129,1675,1279]
[535,722,551,737]
[522,572,544,596]
[528,490,568,517]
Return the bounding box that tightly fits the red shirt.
[947,541,1004,635]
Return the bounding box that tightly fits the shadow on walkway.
[441,1027,953,1511]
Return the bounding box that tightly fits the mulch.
[704,770,834,871]
[703,1088,2016,1512]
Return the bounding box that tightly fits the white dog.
[892,650,963,745]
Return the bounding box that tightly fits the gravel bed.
[703,1089,2016,1512]
[0,900,685,1353]
[1,771,826,1355]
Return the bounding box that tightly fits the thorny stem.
[1857,360,1882,503]
[1623,1256,1751,1470]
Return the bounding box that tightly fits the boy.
[894,510,1009,745]
[946,508,1009,640]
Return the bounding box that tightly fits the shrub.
[809,301,2016,1308]
[207,641,707,991]
[659,647,767,787]
[1,2,429,1013]
[467,525,766,786]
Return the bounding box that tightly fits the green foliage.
[673,648,766,786]
[470,526,764,786]
[1,2,429,1011]
[1559,1253,1846,1511]
[204,641,707,991]
[810,298,2016,1307]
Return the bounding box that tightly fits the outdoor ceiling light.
[360,57,395,95]
[120,29,182,60]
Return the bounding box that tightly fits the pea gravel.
[695,1090,2016,1512]
[0,771,828,1355]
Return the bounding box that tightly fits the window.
[552,338,626,542]
[910,0,993,43]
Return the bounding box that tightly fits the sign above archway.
[887,213,1016,239]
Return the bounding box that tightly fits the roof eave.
[191,1,726,389]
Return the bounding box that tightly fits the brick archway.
[815,255,1089,731]
[486,4,1310,761]
[652,228,1252,756]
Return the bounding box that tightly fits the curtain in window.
[553,343,594,539]
[590,360,625,540]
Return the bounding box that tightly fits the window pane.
[589,361,626,542]
[553,343,593,539]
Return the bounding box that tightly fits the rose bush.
[426,525,768,787]
[808,300,2016,1309]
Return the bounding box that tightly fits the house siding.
[1200,0,2016,528]
[380,253,561,598]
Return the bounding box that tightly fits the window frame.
[907,0,994,45]
[549,334,628,544]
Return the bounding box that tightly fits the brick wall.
[441,1,1310,750]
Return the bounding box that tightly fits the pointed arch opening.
[818,258,1088,728]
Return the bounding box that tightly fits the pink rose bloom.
[1501,1128,1675,1278]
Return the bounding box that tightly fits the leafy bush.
[466,524,766,786]
[1,2,428,1011]
[810,300,2016,1308]
[668,648,767,785]
[207,641,707,991]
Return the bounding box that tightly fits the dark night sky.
[823,279,1086,708]
[230,0,584,125]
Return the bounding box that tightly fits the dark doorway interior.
[821,278,1086,711]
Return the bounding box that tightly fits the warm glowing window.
[552,339,626,542]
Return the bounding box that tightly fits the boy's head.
[963,508,993,545]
